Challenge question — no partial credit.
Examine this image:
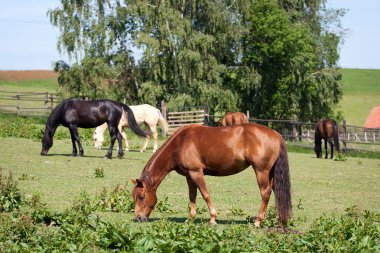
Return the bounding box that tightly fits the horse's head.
[131,178,157,222]
[93,128,104,149]
[41,130,53,155]
[314,142,322,158]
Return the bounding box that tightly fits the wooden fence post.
[44,92,49,113]
[50,94,54,111]
[342,120,347,151]
[291,117,297,142]
[204,105,209,125]
[161,100,167,137]
[16,93,20,115]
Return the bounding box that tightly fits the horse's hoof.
[208,220,217,225]
[254,220,261,228]
[71,153,77,157]
[104,155,112,159]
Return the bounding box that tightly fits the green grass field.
[0,67,379,250]
[0,136,379,232]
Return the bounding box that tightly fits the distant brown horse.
[314,119,340,159]
[220,112,249,126]
[131,124,292,228]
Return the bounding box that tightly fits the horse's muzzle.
[135,216,148,223]
[40,150,48,156]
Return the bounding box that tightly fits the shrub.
[0,168,24,212]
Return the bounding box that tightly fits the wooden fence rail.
[0,90,61,116]
[0,94,378,153]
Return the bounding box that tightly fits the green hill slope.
[337,68,380,126]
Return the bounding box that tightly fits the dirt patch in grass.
[0,70,58,81]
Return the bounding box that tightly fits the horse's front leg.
[69,125,83,156]
[188,170,217,224]
[324,139,328,159]
[186,176,198,220]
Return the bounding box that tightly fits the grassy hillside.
[337,68,380,126]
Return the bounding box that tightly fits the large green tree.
[241,0,343,121]
[49,0,345,121]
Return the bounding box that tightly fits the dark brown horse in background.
[220,112,249,126]
[41,98,147,159]
[314,119,340,159]
[131,124,292,228]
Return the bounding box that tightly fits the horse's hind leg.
[69,125,83,156]
[328,139,334,159]
[253,169,272,227]
[188,170,217,224]
[140,123,151,152]
[116,129,124,159]
[150,125,159,153]
[119,126,129,151]
[186,176,198,220]
[105,126,123,159]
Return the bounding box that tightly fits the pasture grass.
[0,136,379,233]
[0,79,58,93]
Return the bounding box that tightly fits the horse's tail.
[273,139,292,226]
[333,121,340,152]
[157,109,169,136]
[121,104,148,138]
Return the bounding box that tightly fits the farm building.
[364,106,380,128]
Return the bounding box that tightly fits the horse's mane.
[140,125,190,190]
[46,99,69,130]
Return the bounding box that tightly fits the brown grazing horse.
[131,124,292,227]
[314,119,340,159]
[220,112,249,126]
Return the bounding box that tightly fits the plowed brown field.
[0,70,58,81]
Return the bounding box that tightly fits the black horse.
[41,98,147,159]
[314,119,340,159]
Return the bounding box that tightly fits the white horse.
[93,104,169,153]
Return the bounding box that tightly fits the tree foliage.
[49,0,345,120]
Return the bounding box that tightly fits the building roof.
[364,106,380,129]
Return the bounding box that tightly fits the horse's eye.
[138,195,145,201]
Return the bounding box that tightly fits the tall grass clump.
[0,168,24,212]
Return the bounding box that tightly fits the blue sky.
[0,0,379,70]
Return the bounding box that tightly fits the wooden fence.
[211,115,380,152]
[165,105,208,135]
[0,93,378,152]
[0,90,61,116]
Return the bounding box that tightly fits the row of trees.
[49,0,346,122]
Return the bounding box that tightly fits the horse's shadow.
[43,154,117,159]
[147,216,248,225]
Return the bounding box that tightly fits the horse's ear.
[131,178,144,188]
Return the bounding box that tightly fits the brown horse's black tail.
[273,139,292,226]
[121,104,148,138]
[333,121,340,152]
